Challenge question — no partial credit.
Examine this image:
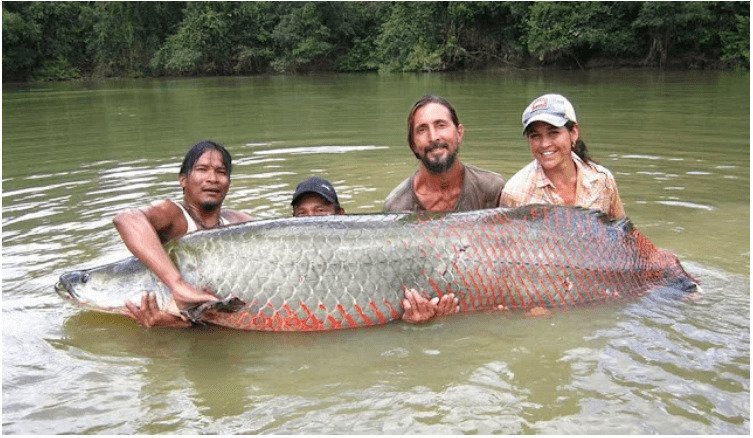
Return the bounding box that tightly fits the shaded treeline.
[2,1,749,82]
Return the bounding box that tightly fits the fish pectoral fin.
[211,295,247,313]
[180,296,247,325]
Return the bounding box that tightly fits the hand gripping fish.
[55,205,700,331]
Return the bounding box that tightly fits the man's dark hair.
[407,95,460,155]
[179,140,232,177]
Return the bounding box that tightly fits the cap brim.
[291,190,337,206]
[522,114,569,134]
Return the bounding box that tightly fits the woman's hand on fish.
[125,292,192,328]
[401,288,459,323]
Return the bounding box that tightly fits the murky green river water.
[2,70,749,434]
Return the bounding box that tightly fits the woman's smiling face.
[526,121,580,171]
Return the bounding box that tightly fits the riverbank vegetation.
[2,1,749,82]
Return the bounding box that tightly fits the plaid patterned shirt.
[500,152,625,219]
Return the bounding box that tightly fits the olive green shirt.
[383,164,505,213]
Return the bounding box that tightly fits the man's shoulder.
[383,176,416,212]
[464,164,506,192]
[464,163,504,178]
[464,164,505,185]
[143,199,184,217]
[222,208,253,224]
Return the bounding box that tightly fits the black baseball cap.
[291,177,339,207]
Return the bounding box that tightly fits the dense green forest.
[2,1,749,82]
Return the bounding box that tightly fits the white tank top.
[171,200,228,232]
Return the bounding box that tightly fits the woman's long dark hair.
[564,121,593,164]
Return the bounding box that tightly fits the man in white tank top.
[114,140,253,328]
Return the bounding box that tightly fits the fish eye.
[81,273,90,283]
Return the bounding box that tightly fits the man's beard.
[421,142,458,174]
[201,201,220,212]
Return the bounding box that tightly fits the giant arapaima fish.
[55,205,699,331]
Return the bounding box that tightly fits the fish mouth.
[55,271,86,301]
[55,280,74,300]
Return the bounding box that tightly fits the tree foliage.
[2,1,749,82]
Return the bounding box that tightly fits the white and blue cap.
[521,93,578,134]
[291,176,339,207]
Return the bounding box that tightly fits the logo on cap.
[531,97,549,112]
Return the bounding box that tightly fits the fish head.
[55,258,167,313]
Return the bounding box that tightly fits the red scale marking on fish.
[470,224,496,308]
[543,215,581,306]
[556,216,585,302]
[428,278,444,297]
[427,237,451,299]
[461,226,487,309]
[466,266,483,310]
[559,213,595,305]
[475,265,494,308]
[480,223,505,308]
[601,242,627,300]
[472,243,494,308]
[450,223,482,310]
[336,303,359,328]
[527,238,559,308]
[538,231,570,308]
[498,219,524,306]
[590,221,613,301]
[489,222,508,307]
[584,220,614,301]
[516,219,547,308]
[487,226,518,309]
[369,300,388,324]
[632,230,665,288]
[510,218,545,308]
[530,245,559,307]
[300,301,325,330]
[568,213,600,303]
[353,303,374,326]
[497,219,526,308]
[466,224,493,308]
[325,315,342,330]
[450,243,476,311]
[383,298,401,320]
[454,222,484,309]
[317,302,341,330]
[602,219,629,298]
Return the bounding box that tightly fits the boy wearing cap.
[291,176,346,216]
[500,93,625,220]
[384,95,505,213]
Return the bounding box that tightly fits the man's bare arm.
[113,201,218,309]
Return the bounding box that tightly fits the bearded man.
[383,95,505,213]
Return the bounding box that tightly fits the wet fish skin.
[55,205,699,331]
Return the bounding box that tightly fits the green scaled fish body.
[55,205,699,331]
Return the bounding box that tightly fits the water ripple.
[253,145,389,155]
